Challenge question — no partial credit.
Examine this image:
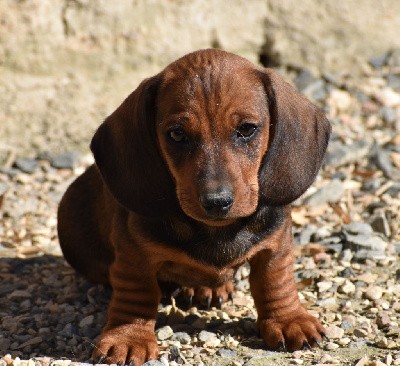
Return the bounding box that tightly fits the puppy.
[58,49,331,365]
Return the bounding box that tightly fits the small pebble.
[339,280,356,294]
[156,326,174,341]
[324,342,340,350]
[171,332,191,345]
[50,152,81,169]
[353,328,369,338]
[365,286,384,301]
[325,325,344,339]
[78,315,94,328]
[304,180,345,205]
[198,331,220,347]
[217,348,237,358]
[14,159,38,174]
[142,361,165,366]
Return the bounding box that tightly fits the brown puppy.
[58,49,331,365]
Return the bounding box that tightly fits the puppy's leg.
[92,249,160,365]
[249,220,325,351]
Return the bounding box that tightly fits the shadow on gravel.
[0,255,110,362]
[0,255,265,362]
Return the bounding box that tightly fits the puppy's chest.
[138,206,285,268]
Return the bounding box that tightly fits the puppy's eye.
[236,123,258,140]
[168,128,188,143]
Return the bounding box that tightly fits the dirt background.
[1,0,400,158]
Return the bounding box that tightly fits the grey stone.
[0,167,19,177]
[344,233,387,260]
[78,315,94,328]
[339,250,355,266]
[171,332,191,345]
[325,243,343,254]
[348,340,374,348]
[298,224,317,245]
[387,182,400,197]
[316,297,337,307]
[313,226,333,241]
[325,140,371,168]
[304,179,345,205]
[319,236,341,246]
[353,90,371,103]
[331,170,347,180]
[387,74,400,91]
[342,222,373,235]
[362,178,383,193]
[217,348,237,358]
[341,320,353,330]
[142,361,164,366]
[14,158,38,174]
[169,345,183,363]
[373,148,394,178]
[339,268,356,281]
[370,213,391,237]
[368,53,387,68]
[379,106,397,124]
[303,79,327,101]
[50,152,81,169]
[295,69,317,91]
[60,323,74,337]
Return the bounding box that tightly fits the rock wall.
[1,0,400,156]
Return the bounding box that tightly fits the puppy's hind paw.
[180,281,234,309]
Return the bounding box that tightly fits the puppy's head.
[91,49,331,223]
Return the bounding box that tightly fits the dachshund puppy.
[58,49,331,365]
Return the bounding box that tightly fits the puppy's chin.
[181,207,254,227]
[196,217,237,227]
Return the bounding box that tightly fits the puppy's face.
[91,49,330,220]
[156,57,270,226]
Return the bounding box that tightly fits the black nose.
[200,189,234,216]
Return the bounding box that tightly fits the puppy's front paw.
[92,324,159,365]
[259,311,326,352]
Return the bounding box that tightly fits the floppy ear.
[90,75,177,217]
[258,69,331,206]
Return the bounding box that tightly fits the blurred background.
[1,0,400,158]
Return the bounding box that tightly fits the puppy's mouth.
[179,202,238,227]
[192,202,239,227]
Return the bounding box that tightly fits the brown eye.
[168,128,188,143]
[236,123,257,141]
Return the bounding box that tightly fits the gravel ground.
[1,51,400,366]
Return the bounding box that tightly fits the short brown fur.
[58,49,331,364]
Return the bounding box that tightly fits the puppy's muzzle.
[199,188,234,218]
